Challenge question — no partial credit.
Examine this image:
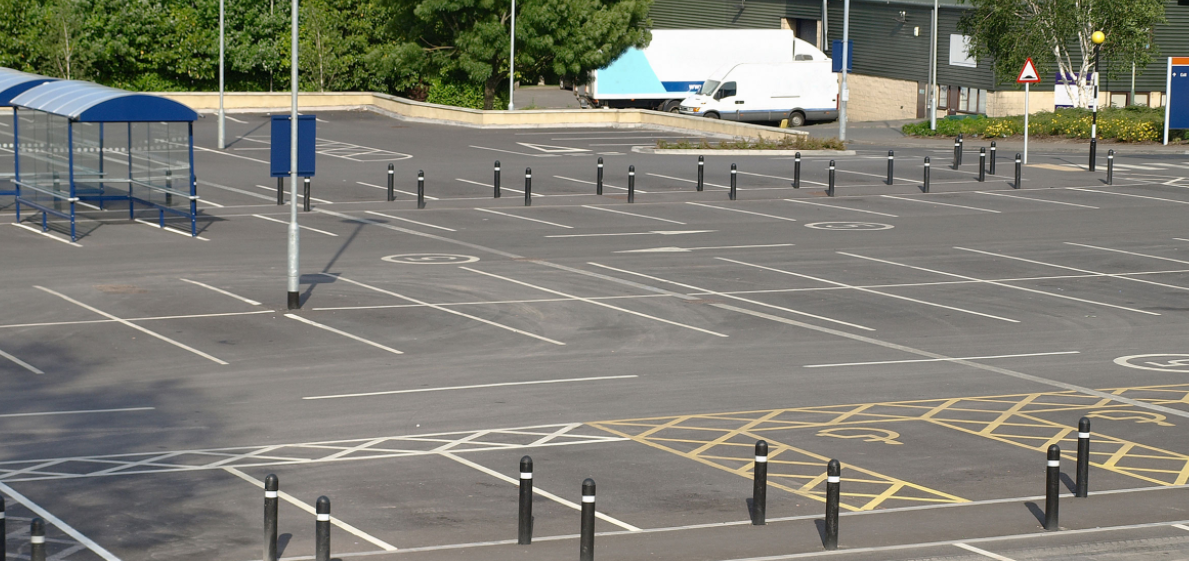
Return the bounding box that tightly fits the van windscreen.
[698,80,720,96]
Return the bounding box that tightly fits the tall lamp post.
[217,0,225,149]
[287,0,301,310]
[508,0,515,111]
[1089,30,1105,171]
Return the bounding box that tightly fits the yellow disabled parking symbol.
[816,427,903,445]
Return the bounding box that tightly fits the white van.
[678,61,838,126]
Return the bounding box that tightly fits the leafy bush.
[658,135,846,150]
[901,107,1168,142]
[425,79,507,110]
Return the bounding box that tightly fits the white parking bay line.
[881,194,1001,213]
[35,286,230,364]
[304,375,637,400]
[737,170,829,187]
[224,467,399,551]
[12,223,82,247]
[804,351,1080,368]
[362,180,442,200]
[975,191,1099,209]
[954,543,1017,561]
[0,347,44,374]
[0,482,124,561]
[838,252,1161,316]
[252,214,339,236]
[327,274,565,346]
[1173,524,1189,532]
[718,257,1019,323]
[285,314,404,355]
[587,263,874,332]
[955,247,1189,293]
[1068,188,1189,205]
[616,243,794,254]
[134,219,210,240]
[475,208,573,228]
[547,230,714,238]
[1065,242,1189,266]
[461,266,728,338]
[0,406,155,419]
[442,452,642,532]
[365,211,456,232]
[781,199,898,218]
[646,172,730,189]
[581,205,685,224]
[555,175,637,193]
[179,278,262,306]
[685,202,798,222]
[457,178,517,194]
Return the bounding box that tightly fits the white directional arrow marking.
[516,142,591,153]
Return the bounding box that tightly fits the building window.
[938,85,949,109]
[1109,92,1128,108]
[1134,92,1150,107]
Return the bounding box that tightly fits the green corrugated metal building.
[649,0,1188,116]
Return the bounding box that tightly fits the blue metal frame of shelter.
[0,68,59,197]
[9,79,199,240]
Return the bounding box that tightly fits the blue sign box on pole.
[831,40,853,73]
[1165,58,1189,144]
[270,115,316,177]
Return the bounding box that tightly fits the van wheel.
[661,100,681,113]
[704,112,720,119]
[787,111,807,127]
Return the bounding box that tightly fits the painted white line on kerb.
[955,247,1189,293]
[843,252,1162,317]
[555,175,636,193]
[646,172,730,189]
[475,208,573,228]
[954,543,1018,561]
[461,266,728,338]
[441,452,643,532]
[717,257,1019,323]
[364,211,456,232]
[224,467,399,551]
[253,214,339,236]
[134,219,210,240]
[587,262,875,332]
[285,314,404,355]
[1068,187,1189,205]
[12,223,82,247]
[781,199,899,218]
[34,286,229,365]
[975,191,1099,209]
[581,205,685,224]
[0,348,44,374]
[804,351,1080,368]
[179,278,263,306]
[1065,242,1189,266]
[0,482,123,561]
[326,274,565,346]
[304,375,638,400]
[881,194,1001,213]
[0,407,154,419]
[685,202,798,222]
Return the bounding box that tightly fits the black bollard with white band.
[824,459,840,550]
[696,155,704,191]
[315,496,331,561]
[1106,150,1114,185]
[729,163,737,200]
[388,163,395,201]
[989,141,997,175]
[827,160,836,197]
[753,440,768,525]
[30,518,46,561]
[793,152,801,188]
[580,479,596,561]
[1,496,5,561]
[923,157,931,193]
[957,134,964,166]
[1045,445,1060,530]
[1076,417,1090,498]
[597,157,604,195]
[1014,154,1022,189]
[519,456,534,545]
[524,167,532,206]
[978,148,986,182]
[264,474,279,561]
[277,176,284,205]
[952,136,961,169]
[494,161,501,198]
[303,177,311,212]
[886,150,894,185]
[628,165,636,203]
[417,171,426,209]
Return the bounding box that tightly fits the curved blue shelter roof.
[11,80,198,122]
[0,68,58,107]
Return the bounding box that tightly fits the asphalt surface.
[2,110,1189,561]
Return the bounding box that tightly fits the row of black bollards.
[259,474,331,561]
[273,177,314,209]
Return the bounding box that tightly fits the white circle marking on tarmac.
[805,222,894,231]
[382,254,480,265]
[1113,354,1189,373]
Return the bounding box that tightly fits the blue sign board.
[270,115,316,177]
[1166,58,1189,136]
[831,40,854,73]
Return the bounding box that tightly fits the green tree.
[959,0,1165,108]
[376,0,651,109]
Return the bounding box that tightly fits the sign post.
[1017,58,1041,164]
[1164,57,1189,145]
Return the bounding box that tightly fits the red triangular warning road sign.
[1017,58,1041,83]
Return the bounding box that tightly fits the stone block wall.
[845,73,919,121]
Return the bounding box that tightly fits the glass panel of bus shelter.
[16,111,72,210]
[129,121,191,211]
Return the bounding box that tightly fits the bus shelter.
[10,80,199,240]
[0,68,58,197]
